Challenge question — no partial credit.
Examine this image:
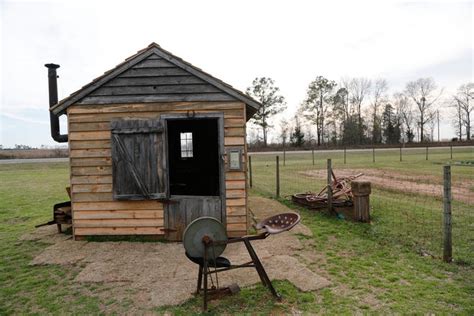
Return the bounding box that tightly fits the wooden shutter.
[111,119,167,200]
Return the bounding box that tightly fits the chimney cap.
[45,63,60,69]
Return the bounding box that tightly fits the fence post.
[443,165,452,263]
[372,147,375,163]
[312,149,315,165]
[400,145,402,162]
[248,155,253,188]
[426,146,429,160]
[344,147,347,164]
[450,145,453,159]
[327,159,333,213]
[283,149,286,166]
[276,156,280,198]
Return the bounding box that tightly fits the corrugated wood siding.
[68,101,247,237]
[77,54,238,105]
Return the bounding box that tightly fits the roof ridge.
[50,43,261,117]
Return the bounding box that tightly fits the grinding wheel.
[183,217,228,258]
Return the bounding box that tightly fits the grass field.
[0,155,473,314]
[251,146,474,263]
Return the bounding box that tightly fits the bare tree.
[393,92,415,143]
[453,83,473,140]
[349,77,372,143]
[404,78,442,142]
[279,118,290,146]
[450,99,464,140]
[371,78,388,143]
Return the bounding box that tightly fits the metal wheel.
[183,217,227,258]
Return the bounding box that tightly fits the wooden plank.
[73,192,113,202]
[226,206,246,215]
[69,122,110,132]
[71,175,113,185]
[73,201,164,211]
[226,198,246,207]
[71,166,112,176]
[74,218,164,228]
[69,140,111,149]
[74,210,164,219]
[69,131,110,141]
[105,76,205,87]
[70,149,111,158]
[226,215,247,224]
[225,171,246,180]
[68,101,244,114]
[78,93,236,105]
[74,227,164,236]
[72,184,112,193]
[228,231,246,238]
[70,157,111,167]
[91,84,221,96]
[226,189,246,198]
[225,137,245,146]
[224,118,245,128]
[133,58,174,68]
[227,223,247,231]
[224,127,245,137]
[119,67,189,77]
[225,180,246,190]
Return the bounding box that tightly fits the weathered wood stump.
[351,181,371,222]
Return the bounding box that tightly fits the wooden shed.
[46,43,261,241]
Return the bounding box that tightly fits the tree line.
[246,77,473,147]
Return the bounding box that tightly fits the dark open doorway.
[167,118,220,196]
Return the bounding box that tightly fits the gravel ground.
[26,196,330,308]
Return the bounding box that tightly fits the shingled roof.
[51,43,261,120]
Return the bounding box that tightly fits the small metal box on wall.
[45,43,262,241]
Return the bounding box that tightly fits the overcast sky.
[0,0,472,147]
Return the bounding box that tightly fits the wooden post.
[400,145,402,162]
[450,145,453,159]
[426,146,428,160]
[276,156,280,198]
[312,149,315,165]
[283,149,286,166]
[327,159,332,213]
[344,147,347,164]
[248,155,253,188]
[352,181,371,222]
[443,165,452,263]
[372,147,375,163]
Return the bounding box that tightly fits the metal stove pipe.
[45,63,68,143]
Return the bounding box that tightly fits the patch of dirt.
[301,169,473,204]
[25,196,330,309]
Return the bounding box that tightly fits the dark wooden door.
[163,114,225,241]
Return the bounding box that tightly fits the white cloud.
[0,0,472,146]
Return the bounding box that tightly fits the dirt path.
[301,169,473,204]
[25,197,330,310]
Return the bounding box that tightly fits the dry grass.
[0,149,68,159]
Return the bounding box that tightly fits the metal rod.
[450,145,453,159]
[426,146,428,160]
[400,145,402,162]
[443,165,452,263]
[312,149,315,165]
[283,149,286,166]
[276,156,280,198]
[249,155,253,188]
[372,147,375,163]
[243,239,281,299]
[327,159,333,213]
[344,147,346,164]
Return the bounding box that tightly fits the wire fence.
[249,146,474,265]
